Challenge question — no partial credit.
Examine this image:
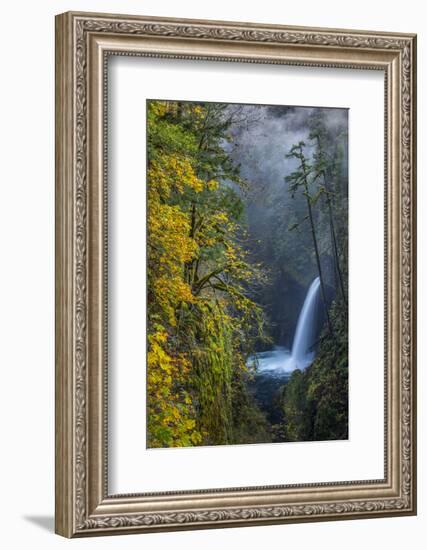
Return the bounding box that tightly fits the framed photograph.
[55,11,417,537]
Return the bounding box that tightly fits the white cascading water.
[290,276,321,370]
[246,276,321,374]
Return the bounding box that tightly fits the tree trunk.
[315,135,347,307]
[325,189,347,307]
[299,145,333,336]
[305,194,333,336]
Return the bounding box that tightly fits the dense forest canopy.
[146,99,348,448]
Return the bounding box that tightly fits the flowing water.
[248,276,321,376]
[247,277,322,420]
[288,276,321,370]
[247,346,293,376]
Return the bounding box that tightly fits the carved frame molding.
[55,11,416,537]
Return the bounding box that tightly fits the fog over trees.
[227,104,348,349]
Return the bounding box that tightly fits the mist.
[224,104,348,348]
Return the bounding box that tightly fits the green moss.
[188,301,271,446]
[278,300,348,442]
[190,305,234,445]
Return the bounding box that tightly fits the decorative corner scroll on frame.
[71,14,415,533]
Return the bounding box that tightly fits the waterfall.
[246,276,322,375]
[290,277,321,370]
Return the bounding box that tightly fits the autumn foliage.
[147,100,268,447]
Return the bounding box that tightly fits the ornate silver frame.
[55,11,417,537]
